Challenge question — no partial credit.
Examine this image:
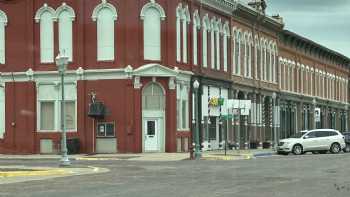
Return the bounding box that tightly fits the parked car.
[343,132,350,153]
[277,129,346,155]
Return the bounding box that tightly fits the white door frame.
[142,112,165,152]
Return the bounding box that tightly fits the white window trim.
[182,5,190,64]
[92,0,118,62]
[56,3,76,62]
[0,84,5,139]
[193,10,200,66]
[176,4,182,62]
[35,4,56,63]
[177,84,189,131]
[37,83,77,132]
[0,10,7,65]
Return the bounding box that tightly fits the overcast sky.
[263,0,350,57]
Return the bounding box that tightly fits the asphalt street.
[0,153,349,197]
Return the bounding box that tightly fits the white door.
[144,119,159,152]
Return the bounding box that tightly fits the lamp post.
[193,80,201,159]
[272,92,277,150]
[56,53,71,167]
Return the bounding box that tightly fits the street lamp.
[56,53,71,167]
[272,92,277,150]
[193,80,201,159]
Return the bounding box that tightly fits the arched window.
[262,39,267,80]
[215,19,221,70]
[0,85,4,138]
[182,5,190,63]
[273,44,278,83]
[243,33,249,77]
[266,42,271,81]
[255,36,260,79]
[240,32,245,76]
[222,22,230,72]
[35,4,56,63]
[193,10,200,66]
[0,10,7,64]
[202,15,209,68]
[141,1,166,61]
[176,4,182,62]
[234,30,241,75]
[210,18,216,69]
[56,3,75,61]
[248,34,253,78]
[142,83,165,110]
[92,0,118,61]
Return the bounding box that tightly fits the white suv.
[277,129,346,155]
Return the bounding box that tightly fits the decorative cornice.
[199,0,238,15]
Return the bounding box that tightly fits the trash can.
[67,138,80,154]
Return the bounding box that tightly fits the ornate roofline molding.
[198,0,238,15]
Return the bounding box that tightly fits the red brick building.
[0,0,348,154]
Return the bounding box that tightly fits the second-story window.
[0,10,7,64]
[215,20,221,70]
[92,0,118,61]
[57,3,75,61]
[210,18,215,69]
[35,4,55,63]
[222,22,230,72]
[176,4,190,63]
[192,10,200,66]
[0,85,4,139]
[234,30,241,75]
[141,1,166,61]
[202,15,209,68]
[255,36,260,79]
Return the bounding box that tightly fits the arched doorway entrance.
[142,82,166,152]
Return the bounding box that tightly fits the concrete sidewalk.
[0,149,275,161]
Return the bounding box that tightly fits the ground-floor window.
[37,83,77,132]
[0,85,4,138]
[177,84,189,130]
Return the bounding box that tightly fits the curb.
[253,152,275,157]
[0,169,67,178]
[201,154,253,161]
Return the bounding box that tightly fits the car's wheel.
[330,143,341,154]
[292,144,303,155]
[344,144,350,153]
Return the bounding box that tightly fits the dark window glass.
[106,123,115,137]
[209,117,216,140]
[315,131,328,137]
[328,131,338,136]
[97,122,115,137]
[147,121,156,135]
[306,131,317,138]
